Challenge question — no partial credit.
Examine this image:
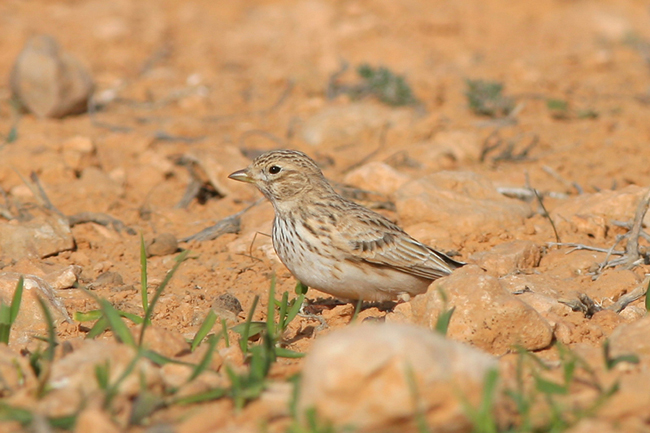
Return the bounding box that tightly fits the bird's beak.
[228,168,254,183]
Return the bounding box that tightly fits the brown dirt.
[1,0,650,431]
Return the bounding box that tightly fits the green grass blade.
[295,281,308,295]
[9,276,24,324]
[238,296,259,355]
[0,305,10,344]
[0,304,10,326]
[120,311,145,325]
[86,316,109,339]
[172,387,227,405]
[231,321,265,339]
[74,310,103,322]
[138,250,190,347]
[49,414,78,430]
[0,277,25,344]
[278,291,289,332]
[188,333,219,382]
[104,350,143,409]
[5,125,18,144]
[534,375,568,395]
[95,360,110,389]
[274,347,305,358]
[284,293,304,328]
[142,349,196,367]
[404,363,430,433]
[249,337,274,380]
[98,299,136,347]
[351,299,362,323]
[266,275,276,338]
[0,324,9,345]
[191,310,218,352]
[221,318,230,347]
[77,309,143,325]
[603,339,640,370]
[36,297,57,362]
[434,306,455,336]
[645,278,650,312]
[0,402,33,425]
[140,233,149,313]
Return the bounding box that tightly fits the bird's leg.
[296,284,329,331]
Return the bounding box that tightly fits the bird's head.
[228,150,332,205]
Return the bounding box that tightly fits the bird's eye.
[269,165,281,174]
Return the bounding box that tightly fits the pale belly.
[272,218,432,301]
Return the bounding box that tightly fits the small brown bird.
[229,150,463,302]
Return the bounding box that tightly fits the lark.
[229,150,464,302]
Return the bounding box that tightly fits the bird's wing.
[332,205,463,280]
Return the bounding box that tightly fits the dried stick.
[621,187,650,269]
[180,199,263,242]
[546,242,625,255]
[68,212,136,235]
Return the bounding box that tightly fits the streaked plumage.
[228,149,463,301]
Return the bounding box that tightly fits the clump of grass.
[547,98,570,120]
[0,291,76,429]
[465,79,514,117]
[222,277,306,410]
[547,99,599,120]
[328,63,420,107]
[498,343,618,432]
[355,64,419,106]
[170,277,306,413]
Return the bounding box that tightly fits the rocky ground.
[2,0,650,432]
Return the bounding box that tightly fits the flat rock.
[343,161,411,196]
[608,315,650,360]
[45,265,82,290]
[389,265,553,354]
[501,265,642,311]
[301,102,412,147]
[401,130,482,171]
[0,214,74,260]
[297,322,499,433]
[550,185,649,239]
[395,171,532,237]
[10,34,94,118]
[470,240,542,276]
[185,144,260,200]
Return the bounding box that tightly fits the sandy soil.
[1,0,650,431]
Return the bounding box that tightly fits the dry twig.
[68,212,136,235]
[547,187,650,276]
[559,279,648,318]
[14,171,135,234]
[180,199,263,242]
